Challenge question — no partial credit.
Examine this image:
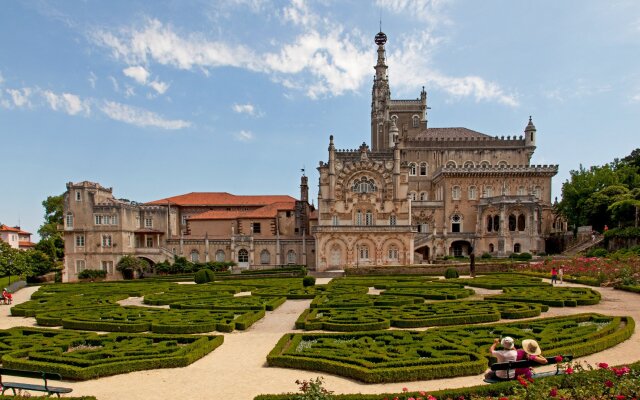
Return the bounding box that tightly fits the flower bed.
[487,286,601,307]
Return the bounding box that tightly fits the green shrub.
[586,248,608,257]
[444,268,459,279]
[194,268,215,284]
[480,252,492,259]
[302,276,316,287]
[518,252,532,260]
[77,269,107,280]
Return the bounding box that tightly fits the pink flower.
[419,392,426,396]
[605,380,614,388]
[615,396,626,400]
[427,396,437,400]
[403,387,408,392]
[408,398,415,400]
[549,388,558,397]
[598,362,609,369]
[566,366,574,374]
[555,355,563,363]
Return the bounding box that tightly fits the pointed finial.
[529,115,532,122]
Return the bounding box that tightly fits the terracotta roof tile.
[414,127,491,139]
[146,192,297,206]
[189,202,295,220]
[0,224,21,233]
[18,241,36,247]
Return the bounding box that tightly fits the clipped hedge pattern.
[170,295,286,311]
[296,300,545,331]
[488,286,602,307]
[444,273,550,289]
[36,306,265,333]
[381,286,474,300]
[267,313,633,383]
[0,327,223,380]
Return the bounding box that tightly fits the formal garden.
[0,260,639,400]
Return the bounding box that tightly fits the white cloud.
[100,101,190,129]
[108,76,120,92]
[376,0,451,25]
[6,88,32,108]
[148,80,169,95]
[232,102,263,117]
[92,19,260,71]
[42,91,90,115]
[88,71,97,89]
[123,66,150,84]
[0,72,4,86]
[631,93,640,102]
[388,31,519,107]
[282,0,318,27]
[543,81,612,103]
[234,130,254,142]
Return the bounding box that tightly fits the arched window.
[352,177,377,193]
[517,186,526,196]
[498,160,508,167]
[493,215,500,232]
[238,249,249,263]
[480,160,490,167]
[419,162,428,176]
[533,186,542,200]
[410,192,417,201]
[409,163,417,176]
[446,160,457,168]
[412,115,419,128]
[287,250,296,264]
[365,211,373,226]
[215,250,225,262]
[508,214,517,231]
[191,250,199,263]
[464,161,474,168]
[260,250,270,264]
[102,234,112,247]
[451,214,462,233]
[469,186,477,200]
[388,246,399,260]
[389,215,397,226]
[518,214,526,231]
[358,245,369,260]
[419,191,428,201]
[485,186,494,198]
[452,185,461,200]
[356,210,363,225]
[487,215,493,232]
[66,213,74,228]
[489,243,495,253]
[514,243,521,253]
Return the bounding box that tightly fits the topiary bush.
[444,268,459,279]
[77,269,107,280]
[586,248,608,257]
[194,268,215,284]
[302,276,316,287]
[481,252,492,259]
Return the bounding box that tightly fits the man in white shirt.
[485,336,518,379]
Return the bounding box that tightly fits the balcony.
[313,225,417,234]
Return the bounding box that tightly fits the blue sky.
[1,0,639,240]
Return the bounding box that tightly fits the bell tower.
[371,31,390,151]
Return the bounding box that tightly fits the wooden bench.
[483,355,573,384]
[0,368,73,397]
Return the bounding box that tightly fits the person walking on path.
[558,267,564,284]
[551,267,558,285]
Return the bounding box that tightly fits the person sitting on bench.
[2,288,12,305]
[485,336,517,380]
[515,339,548,378]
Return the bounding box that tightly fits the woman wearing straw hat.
[515,339,548,378]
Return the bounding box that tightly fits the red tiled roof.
[414,127,491,139]
[18,241,36,248]
[309,209,319,220]
[0,224,21,233]
[146,192,297,206]
[189,202,296,221]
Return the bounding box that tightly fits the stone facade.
[62,179,315,282]
[314,31,559,270]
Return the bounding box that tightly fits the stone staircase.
[562,236,604,256]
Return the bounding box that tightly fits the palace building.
[62,31,560,280]
[313,31,558,271]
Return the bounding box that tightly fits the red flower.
[605,380,614,388]
[615,395,626,400]
[403,388,408,392]
[517,375,528,387]
[419,392,426,396]
[598,362,609,369]
[566,366,574,374]
[555,355,563,363]
[549,388,558,397]
[499,397,509,400]
[427,396,437,400]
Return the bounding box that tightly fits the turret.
[328,135,336,200]
[388,118,399,148]
[300,174,309,203]
[371,31,390,151]
[524,116,537,164]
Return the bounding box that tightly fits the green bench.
[0,368,73,397]
[483,355,573,384]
